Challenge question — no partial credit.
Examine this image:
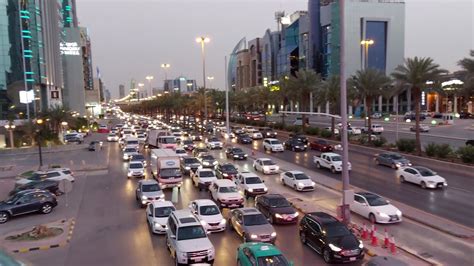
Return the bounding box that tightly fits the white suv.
[247,129,263,140]
[235,172,268,198]
[146,200,176,234]
[209,179,244,209]
[166,210,215,265]
[189,199,226,233]
[263,138,284,152]
[191,168,217,191]
[15,168,75,186]
[253,158,280,174]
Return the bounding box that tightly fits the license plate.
[349,257,356,261]
[192,257,204,262]
[230,204,239,207]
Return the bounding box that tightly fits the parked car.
[396,166,447,189]
[371,112,382,119]
[262,138,284,152]
[259,127,277,138]
[284,138,307,152]
[309,139,333,152]
[228,207,277,243]
[0,190,58,223]
[299,212,364,263]
[253,158,279,174]
[135,179,164,207]
[236,243,293,266]
[215,163,238,180]
[146,200,175,234]
[374,152,411,169]
[237,134,253,144]
[235,172,268,198]
[180,156,202,175]
[165,210,215,265]
[351,192,402,224]
[225,147,248,160]
[280,171,315,191]
[209,179,244,209]
[191,168,217,191]
[410,125,430,132]
[189,199,226,233]
[255,194,298,224]
[15,168,75,186]
[9,180,60,197]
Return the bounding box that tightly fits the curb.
[11,218,76,254]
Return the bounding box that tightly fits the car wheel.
[421,181,427,189]
[300,232,307,244]
[331,167,336,174]
[323,249,332,263]
[41,203,53,214]
[254,165,257,171]
[316,162,321,169]
[400,176,405,183]
[369,213,377,224]
[0,212,9,224]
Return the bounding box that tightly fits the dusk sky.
[76,0,473,99]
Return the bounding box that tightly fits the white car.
[206,137,223,150]
[127,162,145,178]
[348,127,362,135]
[106,133,119,142]
[263,138,284,152]
[396,166,447,189]
[247,129,263,140]
[174,148,188,157]
[15,168,75,186]
[137,134,147,142]
[313,152,352,174]
[280,171,315,191]
[243,126,255,133]
[324,127,340,135]
[363,124,384,134]
[209,179,244,209]
[253,158,279,174]
[410,125,430,132]
[146,201,176,234]
[235,172,268,198]
[191,168,217,191]
[351,192,402,224]
[189,199,226,233]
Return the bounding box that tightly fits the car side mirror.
[262,180,265,183]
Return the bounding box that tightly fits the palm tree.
[349,68,391,143]
[392,57,447,154]
[458,50,474,106]
[285,69,323,130]
[318,75,340,137]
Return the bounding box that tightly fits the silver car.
[135,179,164,207]
[374,152,411,169]
[228,207,276,244]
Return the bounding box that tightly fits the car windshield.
[221,164,237,171]
[108,134,116,137]
[160,168,181,178]
[129,163,143,169]
[200,171,215,178]
[232,148,243,153]
[294,173,310,180]
[177,225,207,241]
[161,137,176,144]
[325,224,351,238]
[241,134,250,138]
[270,140,281,145]
[200,205,220,216]
[142,184,160,192]
[132,155,145,160]
[388,154,403,160]
[124,148,136,153]
[154,206,175,217]
[176,150,186,154]
[202,155,214,161]
[330,156,342,162]
[257,255,290,266]
[184,158,200,164]
[243,214,268,226]
[415,167,436,177]
[245,177,262,184]
[209,138,219,142]
[269,198,290,207]
[262,160,275,165]
[219,186,238,193]
[6,193,23,204]
[365,195,388,206]
[183,140,193,145]
[127,141,139,145]
[28,174,46,181]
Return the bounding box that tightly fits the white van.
[124,137,140,149]
[158,136,177,150]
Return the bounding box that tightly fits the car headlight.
[141,195,147,200]
[220,219,226,225]
[359,240,364,249]
[250,234,258,239]
[270,232,277,237]
[396,210,402,216]
[329,243,342,252]
[244,154,248,157]
[275,213,283,219]
[159,194,165,199]
[200,220,207,226]
[213,161,218,165]
[263,187,268,191]
[248,188,254,192]
[203,162,210,166]
[223,173,228,177]
[185,166,190,170]
[275,166,279,170]
[377,212,389,218]
[294,212,299,217]
[297,182,304,187]
[233,155,239,158]
[311,181,316,186]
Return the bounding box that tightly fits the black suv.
[299,212,364,263]
[216,163,238,180]
[237,134,252,144]
[180,157,201,175]
[284,138,307,152]
[225,147,248,160]
[259,127,277,138]
[289,133,308,145]
[0,190,58,223]
[255,194,299,224]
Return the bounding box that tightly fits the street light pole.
[161,64,170,91]
[36,119,44,169]
[146,75,154,96]
[360,39,374,70]
[225,56,230,138]
[4,124,15,148]
[196,36,210,123]
[207,76,214,89]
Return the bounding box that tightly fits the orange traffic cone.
[383,229,390,248]
[370,226,378,246]
[361,223,368,240]
[390,236,397,254]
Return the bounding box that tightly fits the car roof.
[193,199,217,206]
[322,152,339,156]
[286,170,304,175]
[213,179,236,186]
[151,200,174,208]
[12,189,49,196]
[307,212,339,225]
[256,158,272,161]
[260,193,285,200]
[139,179,158,185]
[240,172,259,178]
[264,138,278,141]
[240,243,282,257]
[239,207,260,215]
[172,210,200,226]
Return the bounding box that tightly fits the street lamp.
[138,83,145,100]
[207,76,214,89]
[4,123,16,148]
[36,119,44,168]
[161,64,171,91]
[360,39,374,69]
[196,36,210,123]
[146,75,154,96]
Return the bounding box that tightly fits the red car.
[97,125,110,133]
[309,139,333,152]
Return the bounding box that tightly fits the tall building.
[119,84,125,98]
[163,77,197,93]
[104,89,111,103]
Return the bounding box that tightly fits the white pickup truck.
[313,152,351,174]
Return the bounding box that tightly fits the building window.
[365,21,387,72]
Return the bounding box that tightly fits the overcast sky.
[76,0,473,99]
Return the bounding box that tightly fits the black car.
[0,189,58,223]
[459,111,473,119]
[403,113,426,121]
[9,180,60,197]
[216,163,238,180]
[299,212,364,263]
[289,133,308,145]
[182,139,195,151]
[192,147,209,158]
[255,194,299,224]
[225,147,248,160]
[237,134,253,144]
[198,154,218,168]
[88,141,102,151]
[64,135,82,144]
[284,139,307,152]
[180,157,202,175]
[259,127,278,138]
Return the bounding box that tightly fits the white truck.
[151,149,182,189]
[313,152,352,174]
[147,129,176,149]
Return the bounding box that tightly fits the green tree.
[318,75,340,137]
[457,50,474,103]
[392,57,447,154]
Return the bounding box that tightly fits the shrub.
[320,129,332,138]
[273,122,284,130]
[305,127,320,136]
[372,136,387,147]
[425,143,437,157]
[434,144,452,158]
[358,135,368,145]
[396,139,416,153]
[457,146,474,163]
